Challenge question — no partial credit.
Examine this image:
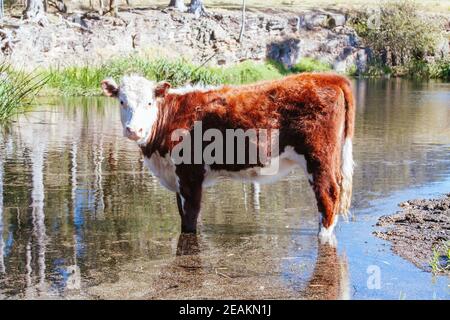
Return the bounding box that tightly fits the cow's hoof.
[181,228,197,234]
[319,214,338,247]
[319,227,337,247]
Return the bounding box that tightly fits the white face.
[101,76,170,145]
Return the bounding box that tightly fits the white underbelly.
[203,159,296,187]
[203,147,311,187]
[144,146,310,191]
[143,152,178,192]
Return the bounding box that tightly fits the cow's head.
[101,75,171,145]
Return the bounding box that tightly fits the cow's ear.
[101,78,119,97]
[155,81,171,98]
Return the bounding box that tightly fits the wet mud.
[374,194,450,274]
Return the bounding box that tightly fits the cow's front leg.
[175,165,205,234]
[177,185,202,233]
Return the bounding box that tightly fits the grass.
[33,54,450,97]
[45,58,224,96]
[43,56,333,96]
[0,63,48,121]
[430,240,450,274]
[291,57,332,73]
[361,58,450,80]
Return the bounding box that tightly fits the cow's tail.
[338,80,355,218]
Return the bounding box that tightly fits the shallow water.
[0,79,449,299]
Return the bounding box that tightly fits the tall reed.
[0,62,48,121]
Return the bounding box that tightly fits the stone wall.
[0,7,438,74]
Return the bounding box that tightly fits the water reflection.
[304,243,349,300]
[0,79,449,299]
[118,233,350,300]
[0,135,4,274]
[27,132,47,296]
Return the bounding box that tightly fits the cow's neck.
[140,98,172,159]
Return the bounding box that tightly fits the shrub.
[430,59,450,81]
[352,0,444,71]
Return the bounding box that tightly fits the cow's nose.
[126,126,134,135]
[126,127,140,141]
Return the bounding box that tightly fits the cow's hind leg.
[308,157,341,246]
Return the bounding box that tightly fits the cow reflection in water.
[147,233,350,300]
[303,243,350,299]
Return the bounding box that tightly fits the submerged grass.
[43,57,331,96]
[0,63,48,121]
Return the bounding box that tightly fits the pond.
[0,79,449,299]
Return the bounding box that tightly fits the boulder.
[266,19,287,31]
[300,13,328,30]
[266,38,300,68]
[326,13,346,28]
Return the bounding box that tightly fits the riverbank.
[1,4,449,77]
[374,195,450,275]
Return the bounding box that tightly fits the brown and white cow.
[101,73,355,244]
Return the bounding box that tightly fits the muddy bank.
[374,194,450,274]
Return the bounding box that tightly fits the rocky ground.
[374,194,450,274]
[0,7,374,72]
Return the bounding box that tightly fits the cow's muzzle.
[125,127,142,141]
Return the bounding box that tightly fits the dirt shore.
[374,194,450,274]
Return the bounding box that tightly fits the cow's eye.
[148,102,152,106]
[120,100,124,106]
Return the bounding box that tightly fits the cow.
[101,73,355,244]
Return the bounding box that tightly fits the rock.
[355,48,370,74]
[210,24,227,42]
[302,13,328,30]
[333,59,350,74]
[7,7,445,73]
[266,38,300,68]
[325,39,341,52]
[298,37,321,56]
[266,19,287,31]
[326,13,346,28]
